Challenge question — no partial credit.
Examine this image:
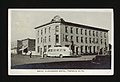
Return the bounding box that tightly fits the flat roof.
[34,19,109,32]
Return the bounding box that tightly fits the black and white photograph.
[8,9,114,75]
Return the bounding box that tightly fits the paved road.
[11,54,96,66]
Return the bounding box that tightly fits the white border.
[8,9,114,75]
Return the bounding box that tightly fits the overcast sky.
[10,9,113,44]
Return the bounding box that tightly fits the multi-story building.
[34,15,109,56]
[17,38,35,54]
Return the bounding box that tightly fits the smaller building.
[17,38,35,55]
[11,47,17,54]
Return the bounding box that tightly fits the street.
[11,54,96,66]
[11,54,111,69]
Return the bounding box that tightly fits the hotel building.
[34,15,109,56]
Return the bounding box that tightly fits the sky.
[10,9,113,44]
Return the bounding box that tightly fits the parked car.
[45,47,72,58]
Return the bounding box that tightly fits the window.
[93,46,96,53]
[85,37,87,43]
[93,31,95,36]
[71,27,73,33]
[57,49,59,51]
[48,45,51,48]
[56,35,59,43]
[81,29,83,35]
[49,36,51,42]
[104,33,106,38]
[105,39,106,44]
[45,36,46,43]
[76,28,78,34]
[76,36,79,43]
[89,46,92,53]
[41,37,42,42]
[81,37,83,43]
[81,46,83,53]
[93,38,95,43]
[45,28,46,34]
[60,49,62,51]
[41,29,43,35]
[48,49,50,52]
[37,30,39,36]
[85,46,87,53]
[89,30,91,36]
[94,31,96,36]
[101,39,103,44]
[63,34,64,41]
[96,31,98,37]
[44,45,47,52]
[37,38,39,44]
[55,25,59,32]
[97,46,99,51]
[63,49,66,51]
[65,26,68,33]
[65,35,68,42]
[100,32,102,37]
[49,27,51,33]
[85,30,87,35]
[65,45,69,47]
[37,46,40,53]
[96,38,98,43]
[89,38,91,43]
[71,36,73,41]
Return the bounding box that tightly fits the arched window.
[65,26,68,33]
[55,25,59,32]
[76,36,79,43]
[85,30,87,35]
[71,27,73,33]
[76,28,78,34]
[49,36,51,42]
[49,27,51,33]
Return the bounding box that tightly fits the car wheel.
[59,54,63,58]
